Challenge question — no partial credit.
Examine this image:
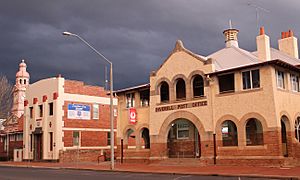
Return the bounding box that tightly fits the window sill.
[175,98,187,102]
[240,87,263,93]
[290,90,300,95]
[277,87,287,92]
[218,146,238,150]
[244,144,267,149]
[192,96,207,100]
[217,88,263,97]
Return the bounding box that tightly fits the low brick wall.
[59,149,110,163]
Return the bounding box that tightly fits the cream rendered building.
[116,27,300,166]
[23,76,117,162]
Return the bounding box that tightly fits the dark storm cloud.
[1,0,300,89]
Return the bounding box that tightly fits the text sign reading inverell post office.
[155,101,207,112]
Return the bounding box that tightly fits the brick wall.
[168,139,195,158]
[0,139,22,160]
[63,101,117,129]
[63,131,73,147]
[59,149,110,163]
[81,131,109,147]
[63,130,116,147]
[64,80,107,97]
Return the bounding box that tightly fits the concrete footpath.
[0,161,299,179]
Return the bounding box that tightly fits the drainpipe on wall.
[121,139,124,164]
[213,133,216,165]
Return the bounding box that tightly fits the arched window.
[19,79,22,84]
[24,79,26,85]
[193,75,204,97]
[176,78,186,100]
[246,118,264,146]
[160,81,169,102]
[221,120,238,146]
[295,117,300,142]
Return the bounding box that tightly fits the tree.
[0,76,13,119]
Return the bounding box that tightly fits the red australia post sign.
[129,108,137,124]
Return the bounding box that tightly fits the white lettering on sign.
[129,108,137,124]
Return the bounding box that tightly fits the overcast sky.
[1,0,300,89]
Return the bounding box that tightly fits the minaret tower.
[11,60,30,118]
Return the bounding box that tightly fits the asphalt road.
[0,166,279,180]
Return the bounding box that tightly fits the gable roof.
[155,40,209,74]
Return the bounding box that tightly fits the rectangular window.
[49,132,53,151]
[16,133,23,141]
[92,104,99,119]
[49,103,54,116]
[242,69,260,90]
[4,137,7,152]
[29,107,33,118]
[139,90,149,107]
[39,105,43,117]
[126,93,135,108]
[276,70,285,89]
[107,132,111,146]
[290,74,299,92]
[177,122,189,139]
[9,134,15,141]
[218,73,235,93]
[73,131,80,146]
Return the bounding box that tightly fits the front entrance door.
[167,118,200,158]
[281,120,288,157]
[34,133,43,160]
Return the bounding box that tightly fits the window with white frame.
[276,70,285,89]
[49,102,54,116]
[16,133,23,141]
[177,121,190,139]
[126,93,135,108]
[295,117,300,143]
[73,131,80,146]
[92,104,99,119]
[4,137,7,152]
[290,74,299,92]
[9,134,15,141]
[242,69,260,90]
[139,90,149,107]
[29,107,33,118]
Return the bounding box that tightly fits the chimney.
[278,29,299,59]
[256,27,271,61]
[223,28,239,48]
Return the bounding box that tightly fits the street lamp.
[62,31,115,170]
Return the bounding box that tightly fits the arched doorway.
[141,128,150,149]
[281,118,288,157]
[126,129,136,149]
[167,118,200,158]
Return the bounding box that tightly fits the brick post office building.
[116,27,300,166]
[23,75,117,162]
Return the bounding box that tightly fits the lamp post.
[62,32,114,170]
